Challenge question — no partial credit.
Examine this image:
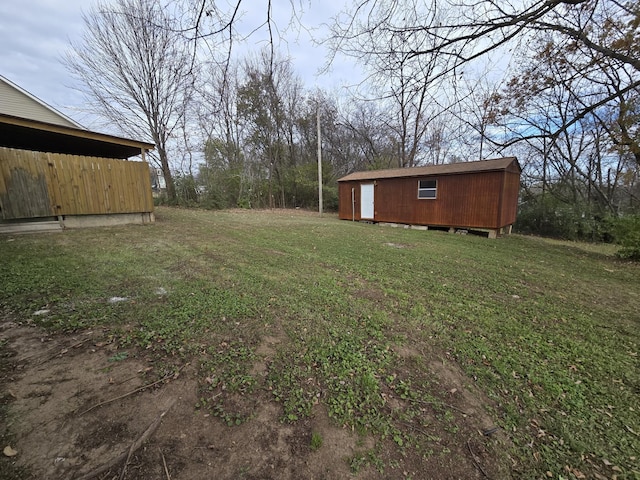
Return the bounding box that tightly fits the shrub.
[608,215,640,261]
[515,196,603,241]
[174,173,199,207]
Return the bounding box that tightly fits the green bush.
[608,215,640,260]
[153,193,168,206]
[174,173,199,207]
[199,183,229,210]
[323,185,339,212]
[515,196,604,241]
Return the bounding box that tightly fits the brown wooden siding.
[0,147,154,220]
[338,182,359,220]
[338,169,520,230]
[499,170,521,227]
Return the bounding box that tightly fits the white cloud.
[0,0,359,128]
[0,0,94,123]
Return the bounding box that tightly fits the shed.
[0,75,156,234]
[337,157,521,238]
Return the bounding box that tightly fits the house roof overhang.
[338,157,520,182]
[0,114,155,159]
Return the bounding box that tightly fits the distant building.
[150,165,166,195]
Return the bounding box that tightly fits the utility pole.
[317,107,323,215]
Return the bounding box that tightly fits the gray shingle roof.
[337,157,519,182]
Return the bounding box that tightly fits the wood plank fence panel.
[0,148,54,219]
[45,152,64,217]
[0,147,153,220]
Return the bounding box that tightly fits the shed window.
[418,179,437,199]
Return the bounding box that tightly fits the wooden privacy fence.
[0,147,154,220]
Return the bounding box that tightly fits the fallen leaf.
[3,446,18,457]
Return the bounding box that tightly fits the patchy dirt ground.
[1,316,514,480]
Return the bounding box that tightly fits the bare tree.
[65,0,196,203]
[505,53,633,212]
[330,0,640,152]
[327,1,456,167]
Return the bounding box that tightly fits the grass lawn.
[1,207,638,479]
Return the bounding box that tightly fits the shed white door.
[360,183,374,219]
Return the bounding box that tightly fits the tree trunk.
[157,144,176,203]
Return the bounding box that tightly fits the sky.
[0,0,355,132]
[0,0,91,123]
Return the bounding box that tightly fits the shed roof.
[338,157,520,182]
[0,114,155,159]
